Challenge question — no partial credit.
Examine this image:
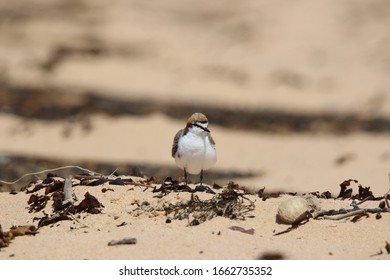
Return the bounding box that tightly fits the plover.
[172,112,217,186]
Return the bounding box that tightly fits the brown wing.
[208,133,216,146]
[171,129,184,157]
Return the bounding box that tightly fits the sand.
[1,0,390,260]
[1,176,389,260]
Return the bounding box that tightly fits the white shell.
[277,195,321,224]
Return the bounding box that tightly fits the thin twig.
[319,208,390,220]
[0,166,104,185]
[73,174,105,180]
[321,209,366,220]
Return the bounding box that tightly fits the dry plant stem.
[321,208,390,220]
[73,174,151,188]
[355,196,374,206]
[0,166,104,185]
[322,209,366,220]
[73,175,104,180]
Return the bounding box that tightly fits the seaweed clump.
[164,182,255,226]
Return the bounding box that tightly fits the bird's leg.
[184,168,188,185]
[200,169,204,187]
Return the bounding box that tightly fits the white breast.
[175,131,217,175]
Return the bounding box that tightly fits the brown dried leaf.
[352,185,374,200]
[9,225,37,237]
[351,212,369,223]
[194,185,215,194]
[321,191,332,199]
[52,191,65,212]
[337,179,357,199]
[1,225,38,249]
[38,213,71,228]
[44,179,64,194]
[27,194,49,212]
[75,192,104,214]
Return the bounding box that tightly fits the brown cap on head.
[187,112,208,125]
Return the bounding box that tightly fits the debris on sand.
[0,225,37,250]
[163,182,256,226]
[24,173,107,228]
[108,238,137,246]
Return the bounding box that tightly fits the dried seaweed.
[321,191,332,199]
[74,192,104,214]
[152,176,193,194]
[130,182,255,225]
[0,224,38,250]
[318,208,390,220]
[25,175,106,228]
[38,213,72,227]
[73,174,134,187]
[350,212,369,223]
[27,194,49,212]
[354,185,374,200]
[152,177,222,195]
[164,182,255,226]
[337,179,357,199]
[194,184,215,194]
[83,178,107,186]
[316,180,390,222]
[52,191,65,212]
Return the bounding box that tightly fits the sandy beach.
[1,0,390,260]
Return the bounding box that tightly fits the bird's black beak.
[193,123,210,132]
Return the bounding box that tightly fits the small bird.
[172,112,217,186]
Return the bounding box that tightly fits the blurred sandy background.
[1,0,390,195]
